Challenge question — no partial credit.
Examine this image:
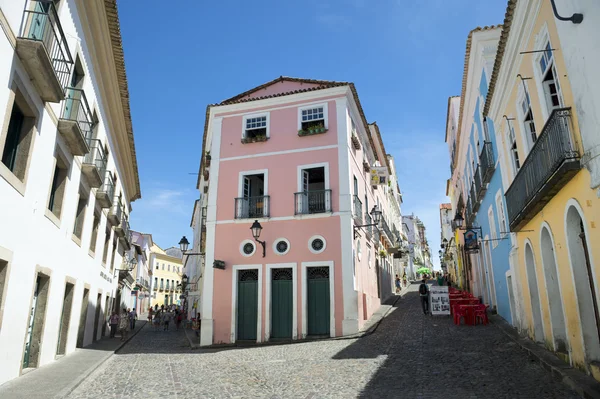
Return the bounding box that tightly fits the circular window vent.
[273,238,290,255]
[308,235,326,254]
[240,240,256,257]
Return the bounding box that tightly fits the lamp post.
[178,236,203,256]
[353,205,382,239]
[250,220,266,258]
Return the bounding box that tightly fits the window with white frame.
[300,106,325,131]
[243,115,267,139]
[507,122,520,174]
[496,192,507,238]
[538,41,563,116]
[519,90,537,151]
[488,206,498,248]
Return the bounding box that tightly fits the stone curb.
[490,315,600,399]
[188,287,411,350]
[54,321,147,399]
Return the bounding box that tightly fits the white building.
[0,0,140,385]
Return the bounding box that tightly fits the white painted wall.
[554,0,600,189]
[0,0,135,385]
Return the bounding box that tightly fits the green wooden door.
[307,267,330,336]
[271,268,292,339]
[237,269,258,341]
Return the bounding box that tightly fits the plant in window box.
[203,169,209,180]
[379,249,388,258]
[205,151,211,166]
[241,134,268,144]
[351,133,361,150]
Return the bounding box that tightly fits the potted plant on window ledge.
[205,151,211,166]
[351,133,361,150]
[298,122,326,137]
[241,134,268,144]
[379,249,388,258]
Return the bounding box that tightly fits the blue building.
[447,26,516,325]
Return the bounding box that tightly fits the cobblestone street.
[66,285,580,399]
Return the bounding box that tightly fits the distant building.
[150,244,183,307]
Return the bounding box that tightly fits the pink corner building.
[192,77,405,346]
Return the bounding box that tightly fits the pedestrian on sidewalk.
[419,279,430,315]
[436,273,444,287]
[153,311,161,331]
[129,308,137,330]
[176,310,183,330]
[148,306,153,323]
[118,308,130,341]
[395,274,401,294]
[109,311,119,338]
[163,311,171,331]
[402,274,407,287]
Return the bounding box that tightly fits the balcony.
[294,189,332,215]
[57,88,93,155]
[353,195,363,224]
[382,217,396,245]
[470,181,479,213]
[479,141,495,185]
[81,139,106,188]
[16,0,73,103]
[465,198,474,226]
[96,171,114,209]
[506,108,580,231]
[364,212,373,240]
[474,165,486,203]
[159,284,164,292]
[115,217,131,250]
[108,197,123,226]
[234,196,270,219]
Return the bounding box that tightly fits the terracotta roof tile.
[483,0,517,117]
[104,0,141,201]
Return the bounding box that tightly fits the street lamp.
[178,236,203,255]
[353,205,382,239]
[250,220,266,258]
[454,213,464,229]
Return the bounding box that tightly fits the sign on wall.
[464,229,479,252]
[370,167,388,186]
[430,286,450,315]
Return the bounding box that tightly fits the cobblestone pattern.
[66,285,580,399]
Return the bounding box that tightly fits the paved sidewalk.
[0,321,146,399]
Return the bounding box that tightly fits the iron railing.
[474,165,485,203]
[479,141,495,185]
[122,218,130,243]
[98,171,115,200]
[364,212,373,239]
[110,197,124,222]
[465,197,473,226]
[505,108,580,229]
[381,216,396,244]
[83,138,107,176]
[61,87,94,138]
[234,196,270,218]
[294,189,332,215]
[19,0,73,89]
[353,195,363,223]
[470,181,479,213]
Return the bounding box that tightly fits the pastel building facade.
[0,0,139,385]
[484,0,600,377]
[150,243,184,307]
[196,77,405,346]
[447,26,517,324]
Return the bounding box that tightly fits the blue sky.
[122,0,507,265]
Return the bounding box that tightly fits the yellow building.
[150,244,184,308]
[486,0,600,378]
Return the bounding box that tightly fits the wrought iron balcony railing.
[17,0,73,102]
[96,171,115,209]
[479,141,495,185]
[82,138,106,188]
[505,108,580,231]
[234,196,270,219]
[353,195,363,224]
[364,212,373,240]
[474,165,486,203]
[382,217,395,244]
[470,180,479,214]
[58,88,93,156]
[294,189,332,215]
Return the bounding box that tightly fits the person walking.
[118,308,130,341]
[402,274,408,287]
[163,311,171,331]
[109,311,119,338]
[129,308,137,331]
[419,279,430,315]
[395,274,401,294]
[148,306,153,324]
[176,310,183,330]
[436,273,444,287]
[153,310,161,331]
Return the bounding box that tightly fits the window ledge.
[241,136,268,144]
[0,163,26,196]
[88,249,95,258]
[71,234,82,247]
[44,209,61,229]
[298,128,328,137]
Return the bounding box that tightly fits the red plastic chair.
[474,304,489,325]
[453,304,468,325]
